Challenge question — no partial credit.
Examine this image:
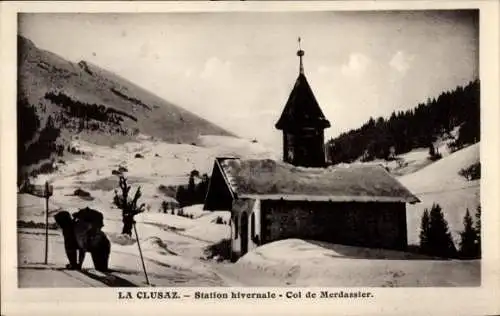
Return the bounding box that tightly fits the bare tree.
[113,176,145,236]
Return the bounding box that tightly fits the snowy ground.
[18,227,225,287]
[359,135,458,176]
[17,135,481,287]
[18,202,238,287]
[235,239,480,287]
[399,142,480,245]
[17,135,276,287]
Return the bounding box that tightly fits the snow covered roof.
[213,158,419,204]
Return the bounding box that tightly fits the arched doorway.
[240,212,248,255]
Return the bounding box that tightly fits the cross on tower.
[297,37,305,74]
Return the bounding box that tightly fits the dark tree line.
[176,170,210,208]
[44,91,138,125]
[110,88,151,110]
[17,93,62,170]
[419,203,481,259]
[51,110,129,135]
[18,90,133,179]
[17,94,40,166]
[327,80,480,164]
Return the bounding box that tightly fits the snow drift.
[236,239,480,287]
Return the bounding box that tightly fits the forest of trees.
[419,203,481,259]
[326,79,480,164]
[17,90,136,183]
[17,93,63,171]
[17,94,40,166]
[45,91,138,125]
[110,88,151,110]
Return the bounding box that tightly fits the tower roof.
[275,39,331,131]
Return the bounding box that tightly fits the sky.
[19,11,479,150]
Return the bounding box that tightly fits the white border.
[1,1,499,315]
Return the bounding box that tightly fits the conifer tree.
[428,143,436,157]
[187,173,196,205]
[427,203,456,258]
[184,169,200,206]
[419,209,431,253]
[196,173,210,203]
[474,205,481,257]
[176,186,185,207]
[459,209,477,258]
[419,203,456,258]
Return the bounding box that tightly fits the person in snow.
[54,208,111,272]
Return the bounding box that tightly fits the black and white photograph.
[9,7,489,290]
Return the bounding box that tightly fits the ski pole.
[133,222,150,286]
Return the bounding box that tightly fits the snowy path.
[18,229,227,287]
[17,227,287,288]
[16,228,481,288]
[18,264,107,287]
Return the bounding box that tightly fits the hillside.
[326,80,480,164]
[21,135,278,217]
[17,35,233,174]
[398,143,480,246]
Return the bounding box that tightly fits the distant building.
[203,39,419,261]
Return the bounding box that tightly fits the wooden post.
[133,222,150,286]
[44,181,49,265]
[25,181,53,265]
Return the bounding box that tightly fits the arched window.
[251,212,255,238]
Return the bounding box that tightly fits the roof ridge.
[239,193,419,204]
[218,158,241,195]
[214,158,420,204]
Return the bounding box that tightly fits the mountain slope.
[326,79,480,164]
[17,35,233,147]
[398,143,480,246]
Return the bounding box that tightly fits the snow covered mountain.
[17,35,233,148]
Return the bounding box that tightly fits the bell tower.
[275,38,331,168]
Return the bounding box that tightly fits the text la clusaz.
[119,291,180,300]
